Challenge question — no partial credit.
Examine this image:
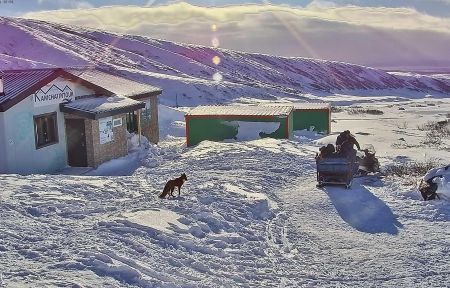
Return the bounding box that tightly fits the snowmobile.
[356,145,380,176]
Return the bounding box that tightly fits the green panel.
[187,118,237,146]
[293,110,329,133]
[288,112,294,138]
[187,116,289,146]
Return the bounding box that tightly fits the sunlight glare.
[213,72,223,82]
[212,55,221,65]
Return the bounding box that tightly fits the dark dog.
[159,173,187,198]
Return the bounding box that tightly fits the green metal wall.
[186,115,292,146]
[293,110,329,133]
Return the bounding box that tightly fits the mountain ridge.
[1,16,449,106]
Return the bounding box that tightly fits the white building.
[0,68,162,174]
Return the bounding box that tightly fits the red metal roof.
[0,68,162,112]
[0,68,57,111]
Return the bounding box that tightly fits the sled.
[316,157,358,189]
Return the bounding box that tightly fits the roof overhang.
[60,96,145,120]
[128,89,162,100]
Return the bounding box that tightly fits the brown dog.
[159,173,187,198]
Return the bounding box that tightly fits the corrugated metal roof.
[261,102,330,110]
[60,96,145,120]
[187,105,293,117]
[0,68,56,107]
[0,67,162,112]
[66,69,161,98]
[292,102,330,110]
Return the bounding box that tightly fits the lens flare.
[213,72,223,82]
[211,37,220,48]
[211,24,217,32]
[212,55,221,65]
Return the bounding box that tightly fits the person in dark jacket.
[318,143,336,159]
[336,130,361,158]
[336,130,350,147]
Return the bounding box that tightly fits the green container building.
[185,105,294,146]
[291,103,331,134]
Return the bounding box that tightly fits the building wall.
[288,112,294,138]
[87,115,128,168]
[2,77,94,174]
[139,96,159,143]
[293,109,330,134]
[0,112,7,173]
[186,115,290,146]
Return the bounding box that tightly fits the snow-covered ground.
[1,99,450,287]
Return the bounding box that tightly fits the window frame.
[33,112,59,149]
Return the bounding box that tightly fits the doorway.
[65,118,88,167]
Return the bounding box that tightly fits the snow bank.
[87,133,152,176]
[314,134,338,146]
[294,129,326,142]
[424,165,450,198]
[159,105,186,138]
[223,183,267,201]
[127,132,149,152]
[222,121,280,141]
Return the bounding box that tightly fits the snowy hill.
[1,16,450,107]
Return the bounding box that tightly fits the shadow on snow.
[324,180,403,235]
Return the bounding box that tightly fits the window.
[34,112,58,149]
[126,112,138,133]
[141,107,150,121]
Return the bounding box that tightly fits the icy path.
[273,174,450,287]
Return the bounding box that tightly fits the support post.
[137,109,142,146]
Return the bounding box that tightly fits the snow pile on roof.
[66,68,161,98]
[63,96,143,114]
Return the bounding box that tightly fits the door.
[65,119,88,167]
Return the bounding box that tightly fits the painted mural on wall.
[99,117,114,144]
[33,81,75,107]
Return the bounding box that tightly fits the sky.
[2,0,450,70]
[1,0,450,17]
